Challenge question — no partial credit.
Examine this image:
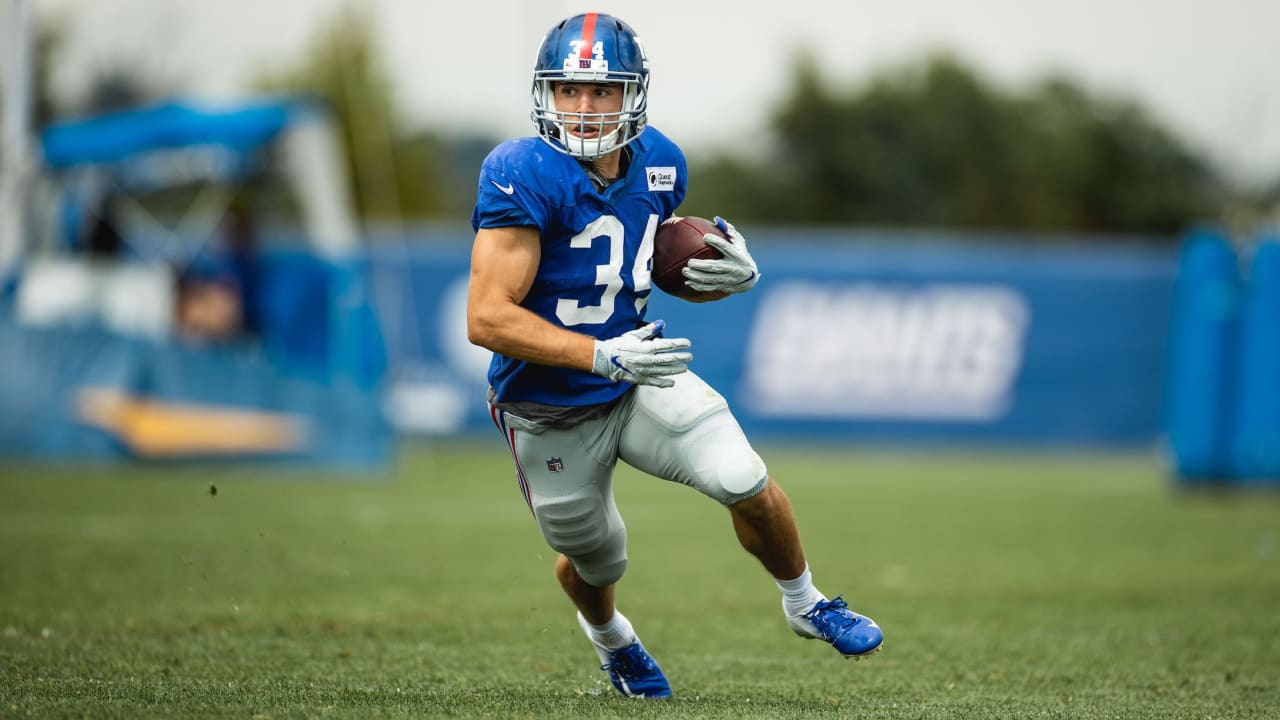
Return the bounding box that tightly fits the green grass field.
[2,443,1278,719]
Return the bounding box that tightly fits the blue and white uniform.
[471,128,686,407]
[470,128,768,588]
[468,12,880,682]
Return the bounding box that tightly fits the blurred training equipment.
[1167,227,1280,486]
[0,98,389,468]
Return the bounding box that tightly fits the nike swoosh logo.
[610,356,631,375]
[491,180,515,195]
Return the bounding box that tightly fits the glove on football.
[592,319,692,388]
[682,216,760,294]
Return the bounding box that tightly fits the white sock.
[775,564,826,617]
[577,610,636,663]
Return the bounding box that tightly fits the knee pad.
[535,494,607,554]
[713,437,769,499]
[534,494,629,586]
[689,413,769,503]
[572,550,627,588]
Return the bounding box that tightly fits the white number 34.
[555,214,658,326]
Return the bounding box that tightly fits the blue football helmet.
[531,13,650,160]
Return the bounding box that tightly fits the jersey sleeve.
[639,127,688,220]
[671,145,688,217]
[470,142,550,232]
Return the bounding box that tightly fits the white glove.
[592,319,692,388]
[682,216,760,294]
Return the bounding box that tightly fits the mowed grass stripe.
[1,444,1277,719]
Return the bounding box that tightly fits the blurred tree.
[78,68,167,116]
[24,13,173,126]
[31,15,66,128]
[1267,178,1280,222]
[252,4,455,222]
[686,53,1222,238]
[1221,174,1280,236]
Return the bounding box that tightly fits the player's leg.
[551,552,669,697]
[555,553,614,624]
[618,374,810,579]
[489,404,670,697]
[617,369,786,567]
[619,371,884,658]
[726,477,805,581]
[725,478,882,657]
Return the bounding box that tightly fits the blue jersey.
[472,128,687,406]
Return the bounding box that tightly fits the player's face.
[552,82,625,139]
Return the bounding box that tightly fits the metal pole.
[1,0,33,278]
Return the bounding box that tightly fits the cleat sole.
[846,642,884,661]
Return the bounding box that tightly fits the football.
[651,216,728,302]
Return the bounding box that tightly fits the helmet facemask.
[532,76,648,160]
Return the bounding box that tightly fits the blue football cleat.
[600,640,672,698]
[788,595,884,659]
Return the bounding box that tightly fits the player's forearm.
[467,301,595,371]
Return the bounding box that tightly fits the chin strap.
[581,147,632,189]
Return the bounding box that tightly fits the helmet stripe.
[579,12,598,59]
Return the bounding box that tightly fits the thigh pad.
[632,370,730,433]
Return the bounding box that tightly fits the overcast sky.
[23,0,1280,184]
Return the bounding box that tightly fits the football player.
[467,12,882,698]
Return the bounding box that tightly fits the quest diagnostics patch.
[646,166,677,192]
